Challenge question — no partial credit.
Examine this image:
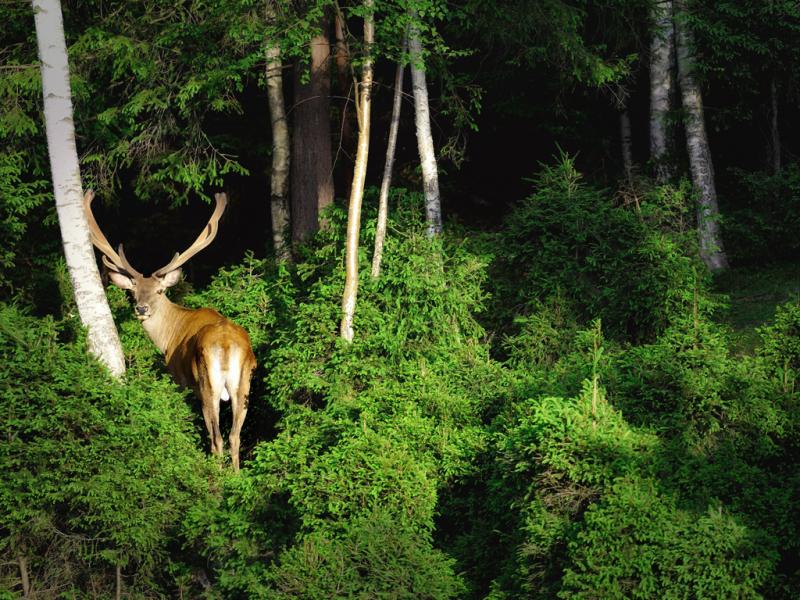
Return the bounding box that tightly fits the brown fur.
[116,273,256,472]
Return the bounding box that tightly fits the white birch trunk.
[649,0,674,182]
[675,1,729,272]
[371,35,407,279]
[340,0,374,342]
[33,0,126,376]
[408,13,442,237]
[620,107,634,185]
[265,3,291,262]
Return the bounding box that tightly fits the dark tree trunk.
[266,2,291,262]
[291,13,334,244]
[770,74,781,174]
[334,7,355,198]
[620,107,634,184]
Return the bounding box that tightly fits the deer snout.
[135,305,149,316]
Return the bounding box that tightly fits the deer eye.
[157,289,164,295]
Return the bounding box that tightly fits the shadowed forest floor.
[716,263,800,353]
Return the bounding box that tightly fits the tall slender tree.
[371,34,407,279]
[674,0,728,271]
[32,0,125,377]
[291,10,334,244]
[649,0,674,182]
[408,9,442,238]
[769,74,781,174]
[265,2,291,262]
[340,0,374,342]
[618,84,634,184]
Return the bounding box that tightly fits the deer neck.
[141,297,189,356]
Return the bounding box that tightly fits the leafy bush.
[182,190,495,597]
[476,367,789,597]
[0,304,216,596]
[269,511,466,600]
[758,299,800,394]
[561,477,776,599]
[0,152,50,291]
[485,378,659,596]
[613,317,780,436]
[724,164,800,264]
[492,154,708,343]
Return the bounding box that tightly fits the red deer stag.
[83,190,256,471]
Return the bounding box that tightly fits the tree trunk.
[674,0,729,272]
[265,3,291,262]
[115,564,122,600]
[18,553,30,597]
[408,12,442,237]
[620,107,634,185]
[33,0,126,377]
[371,35,407,279]
[291,12,333,244]
[334,7,355,198]
[649,0,674,182]
[340,0,374,342]
[770,74,781,174]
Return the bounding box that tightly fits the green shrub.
[492,153,708,343]
[560,477,777,599]
[758,299,800,394]
[269,511,466,599]
[0,152,50,292]
[0,304,216,596]
[183,191,493,597]
[614,313,788,444]
[724,164,800,264]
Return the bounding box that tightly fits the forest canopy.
[2,0,800,597]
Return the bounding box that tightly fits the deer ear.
[107,271,135,290]
[159,268,182,288]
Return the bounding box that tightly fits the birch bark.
[33,0,126,377]
[649,0,674,182]
[675,0,729,271]
[371,35,407,279]
[408,12,442,237]
[340,0,374,342]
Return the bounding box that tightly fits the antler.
[82,190,143,277]
[153,193,228,277]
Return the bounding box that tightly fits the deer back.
[142,302,255,391]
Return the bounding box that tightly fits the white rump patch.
[209,357,230,402]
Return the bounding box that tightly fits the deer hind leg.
[198,353,225,458]
[228,360,254,472]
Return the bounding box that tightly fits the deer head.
[83,190,227,321]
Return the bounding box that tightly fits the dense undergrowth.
[3,159,800,597]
